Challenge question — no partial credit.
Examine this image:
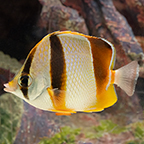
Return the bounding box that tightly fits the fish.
[3,31,139,115]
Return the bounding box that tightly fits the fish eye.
[18,74,32,87]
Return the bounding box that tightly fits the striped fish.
[4,31,139,115]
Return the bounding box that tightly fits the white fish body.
[4,31,139,115]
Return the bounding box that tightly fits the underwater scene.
[1,0,144,144]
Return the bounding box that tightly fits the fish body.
[4,31,139,115]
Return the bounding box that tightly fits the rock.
[0,93,23,144]
[38,0,88,34]
[14,102,59,144]
[100,0,142,54]
[113,0,144,35]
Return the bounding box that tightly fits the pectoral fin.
[47,87,66,109]
[47,88,75,115]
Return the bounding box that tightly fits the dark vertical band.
[22,47,37,74]
[20,47,36,99]
[50,34,66,90]
[87,37,112,94]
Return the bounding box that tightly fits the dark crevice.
[0,0,42,60]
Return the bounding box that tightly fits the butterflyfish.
[4,31,139,115]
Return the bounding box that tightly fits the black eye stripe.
[20,46,36,100]
[20,75,29,80]
[20,75,29,87]
[18,74,33,100]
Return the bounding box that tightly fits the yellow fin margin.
[84,85,117,113]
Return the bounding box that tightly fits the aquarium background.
[0,0,144,144]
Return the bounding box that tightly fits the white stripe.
[86,37,97,96]
[100,38,116,90]
[106,70,111,90]
[57,34,97,110]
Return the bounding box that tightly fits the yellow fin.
[83,108,104,113]
[97,84,117,109]
[55,112,71,116]
[51,109,76,116]
[85,85,117,112]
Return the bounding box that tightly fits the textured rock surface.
[113,0,144,35]
[38,0,88,34]
[14,102,59,144]
[0,94,23,144]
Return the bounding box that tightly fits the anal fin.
[83,108,104,113]
[51,109,76,116]
[96,84,117,109]
[84,85,117,112]
[56,112,71,116]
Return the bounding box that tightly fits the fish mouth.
[4,83,15,93]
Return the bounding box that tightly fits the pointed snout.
[4,79,17,93]
[4,83,13,92]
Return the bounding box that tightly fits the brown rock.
[113,0,144,35]
[38,0,88,34]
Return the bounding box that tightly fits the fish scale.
[59,35,97,110]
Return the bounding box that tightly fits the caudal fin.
[114,61,139,96]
